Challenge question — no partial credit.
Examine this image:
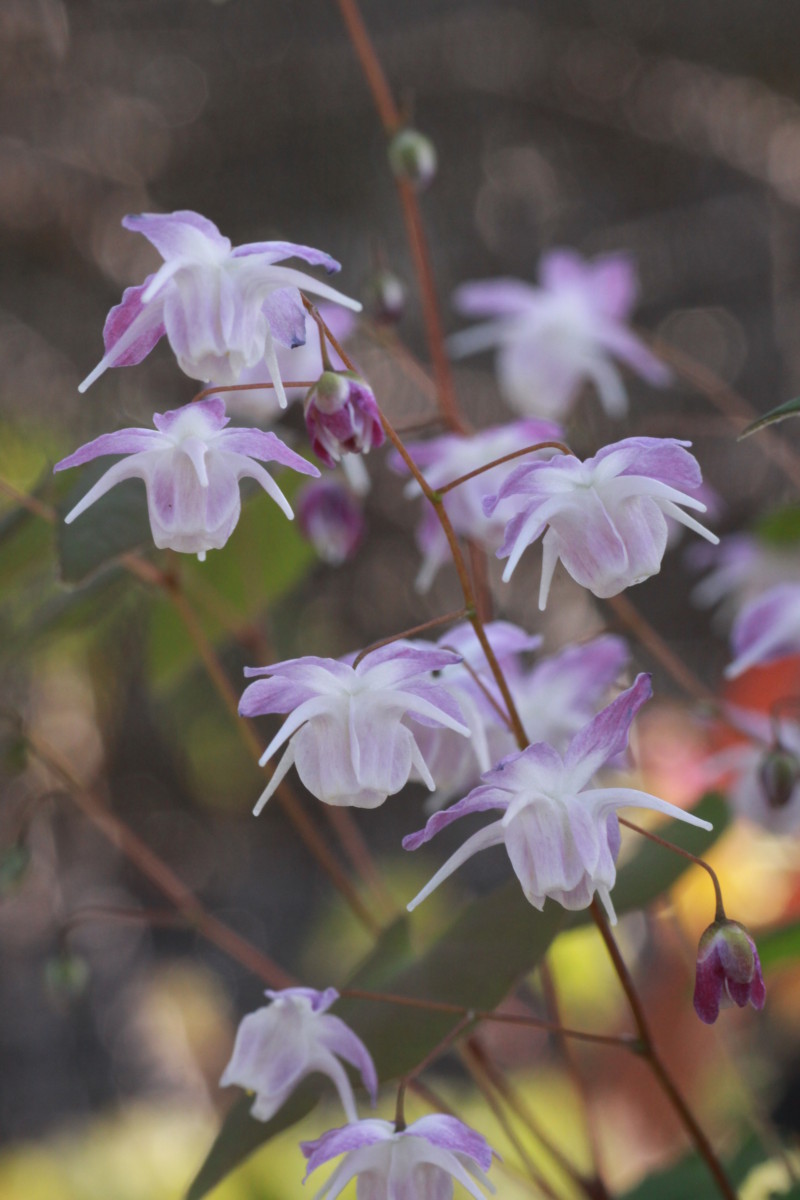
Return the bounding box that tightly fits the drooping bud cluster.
[304,371,385,468]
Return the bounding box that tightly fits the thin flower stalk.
[437,440,575,496]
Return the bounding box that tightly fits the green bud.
[388,129,437,190]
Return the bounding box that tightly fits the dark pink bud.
[693,919,766,1024]
[304,371,384,469]
[296,480,365,565]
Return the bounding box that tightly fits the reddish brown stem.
[352,607,470,667]
[591,900,737,1200]
[605,592,717,704]
[618,816,726,921]
[334,0,463,433]
[192,380,317,403]
[437,441,574,495]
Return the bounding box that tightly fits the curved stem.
[191,380,317,403]
[438,441,575,495]
[335,0,463,433]
[618,816,726,922]
[352,607,469,667]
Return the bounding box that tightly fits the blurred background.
[2,1,800,1197]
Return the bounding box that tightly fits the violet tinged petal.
[585,254,638,321]
[387,689,470,737]
[301,1121,395,1172]
[563,674,653,791]
[230,240,342,273]
[405,1116,494,1172]
[406,821,507,911]
[439,619,542,664]
[398,1137,494,1200]
[122,210,230,258]
[217,427,319,472]
[305,1049,360,1123]
[261,287,307,349]
[539,247,587,292]
[452,278,539,318]
[292,716,385,808]
[726,584,800,679]
[318,1015,379,1104]
[594,437,699,491]
[355,643,463,684]
[78,283,166,392]
[147,452,240,553]
[54,428,167,471]
[243,656,354,688]
[238,676,319,718]
[402,785,510,851]
[504,800,589,910]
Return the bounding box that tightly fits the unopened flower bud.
[693,919,766,1024]
[296,481,364,566]
[388,129,437,190]
[364,270,406,325]
[304,371,384,469]
[758,746,800,810]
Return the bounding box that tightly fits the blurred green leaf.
[757,919,800,972]
[570,792,729,928]
[56,464,152,584]
[755,505,800,547]
[148,482,315,688]
[619,1135,765,1199]
[185,1086,319,1200]
[739,395,800,438]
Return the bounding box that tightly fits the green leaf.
[56,464,152,584]
[754,505,800,547]
[756,919,800,972]
[185,1083,319,1200]
[570,792,729,928]
[739,395,800,438]
[618,1135,766,1199]
[147,484,315,689]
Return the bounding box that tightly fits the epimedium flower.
[405,674,713,924]
[725,583,800,679]
[693,920,766,1024]
[304,371,385,468]
[483,436,718,605]
[220,987,377,1123]
[239,643,471,812]
[449,248,670,421]
[296,479,365,566]
[54,396,318,560]
[78,210,361,406]
[391,419,564,591]
[302,1114,496,1200]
